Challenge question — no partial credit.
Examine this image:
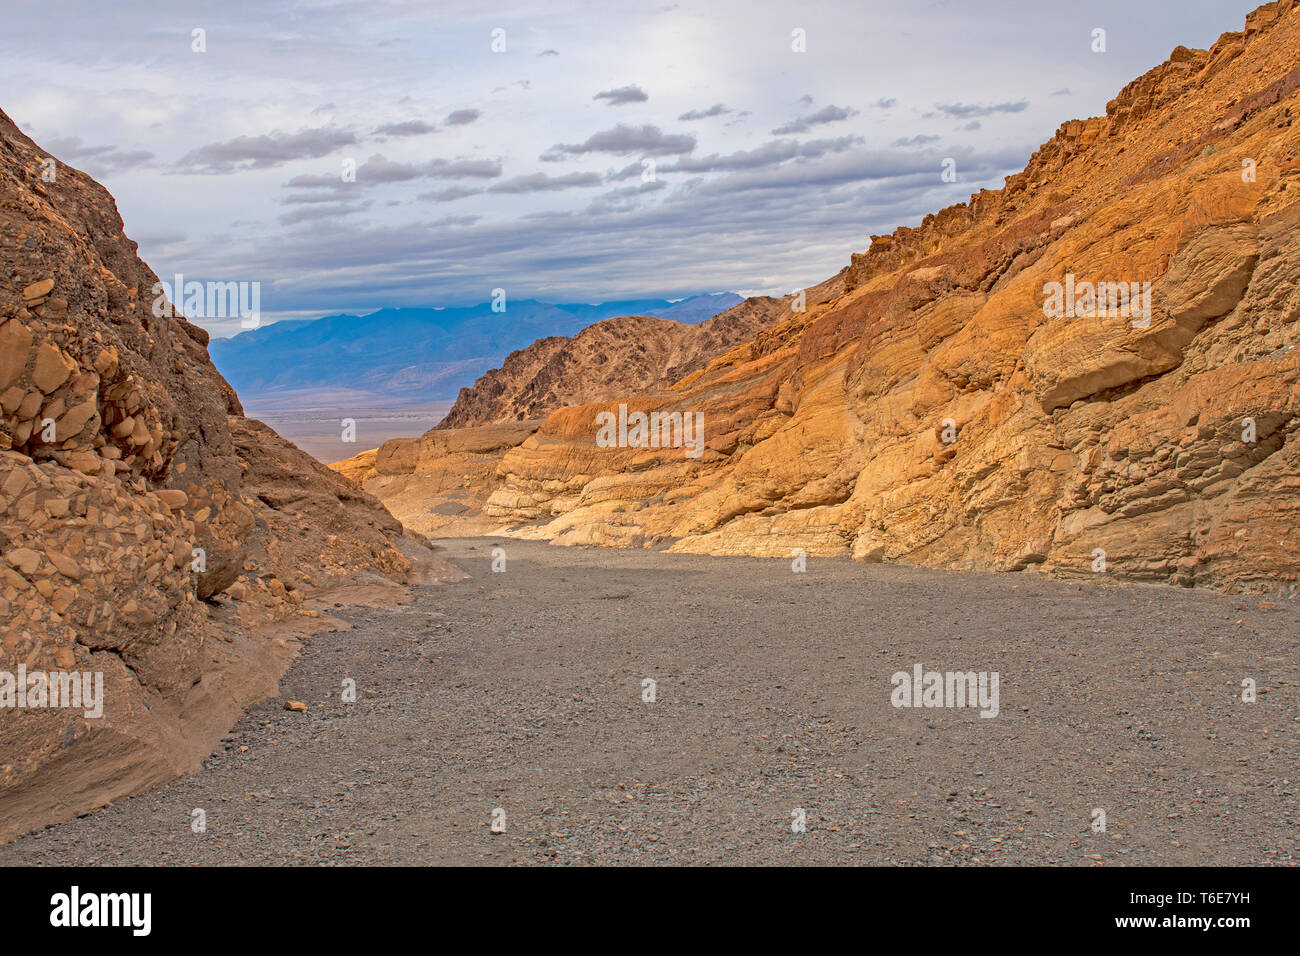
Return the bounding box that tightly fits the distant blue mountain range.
[209,293,742,404]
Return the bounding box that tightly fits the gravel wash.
[3,537,1297,866]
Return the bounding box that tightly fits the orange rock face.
[334,421,543,537]
[372,2,1300,593]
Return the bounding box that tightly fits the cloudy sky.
[2,0,1260,336]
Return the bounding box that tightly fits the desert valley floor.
[1,539,1295,866]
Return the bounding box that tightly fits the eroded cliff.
[0,108,448,841]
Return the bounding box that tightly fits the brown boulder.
[0,320,33,389]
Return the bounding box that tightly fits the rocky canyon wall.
[358,2,1300,594]
[0,108,443,842]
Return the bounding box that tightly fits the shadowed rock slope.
[0,108,453,842]
[361,2,1300,593]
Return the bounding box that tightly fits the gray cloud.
[42,136,117,159]
[355,154,430,183]
[488,171,603,193]
[673,145,979,198]
[662,136,861,173]
[282,190,360,205]
[585,179,667,214]
[285,153,502,190]
[418,185,484,202]
[771,104,857,135]
[541,124,695,161]
[678,104,732,121]
[176,127,357,173]
[593,84,649,106]
[445,109,481,125]
[931,100,1029,118]
[605,161,647,182]
[41,136,155,175]
[432,215,481,227]
[892,134,941,147]
[421,157,502,178]
[278,200,372,226]
[373,120,437,137]
[283,172,352,189]
[601,180,666,200]
[874,97,897,109]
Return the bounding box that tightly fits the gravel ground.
[3,538,1297,866]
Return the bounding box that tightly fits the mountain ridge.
[209,293,744,403]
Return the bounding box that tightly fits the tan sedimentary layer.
[334,422,542,537]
